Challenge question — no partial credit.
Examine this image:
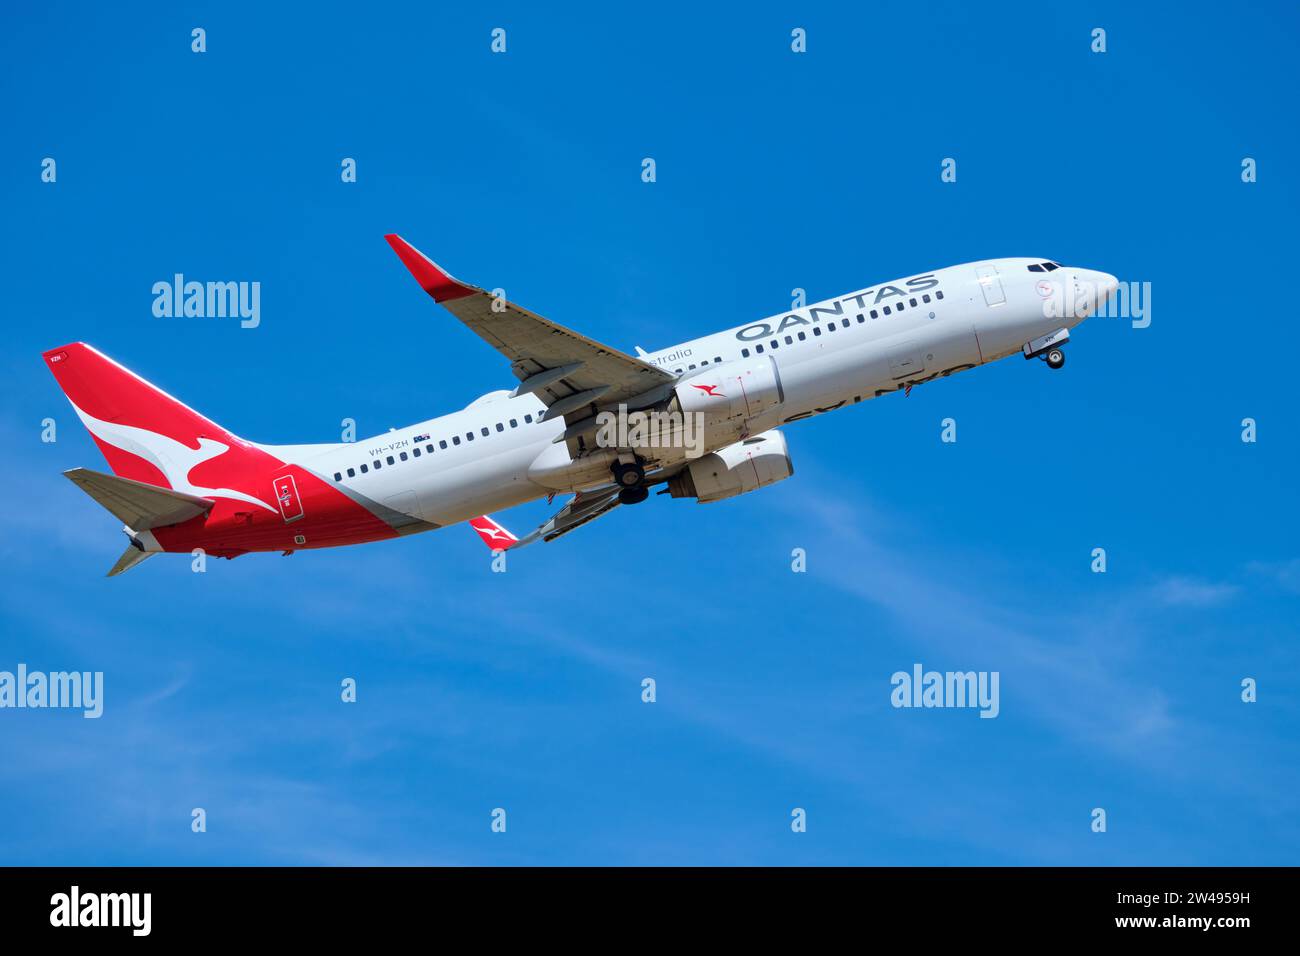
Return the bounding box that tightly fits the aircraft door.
[273,474,305,523]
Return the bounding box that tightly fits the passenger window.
[373,460,382,470]
[922,294,931,304]
[412,447,421,457]
[841,318,849,328]
[333,472,342,482]
[426,444,434,454]
[510,419,517,428]
[346,467,355,477]
[466,433,474,442]
[688,364,696,370]
[798,331,806,341]
[813,327,822,336]
[871,309,878,319]
[714,356,721,363]
[524,414,533,423]
[785,335,793,344]
[826,322,835,332]
[909,298,917,307]
[387,456,395,465]
[742,348,750,357]
[452,436,461,445]
[856,314,865,324]
[496,422,504,432]
[481,427,489,437]
[440,439,448,449]
[769,340,778,349]
[884,306,891,315]
[936,291,944,300]
[360,463,369,473]
[399,452,407,461]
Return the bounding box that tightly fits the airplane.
[44,235,1118,575]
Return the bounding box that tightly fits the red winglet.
[468,515,518,551]
[384,234,475,303]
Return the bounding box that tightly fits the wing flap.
[469,488,624,553]
[530,489,622,544]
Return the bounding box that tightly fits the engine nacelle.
[666,429,793,503]
[670,356,783,424]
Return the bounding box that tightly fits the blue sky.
[1,1,1297,865]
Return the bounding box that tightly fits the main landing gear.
[612,457,649,505]
[1023,328,1069,371]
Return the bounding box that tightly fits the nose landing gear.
[1023,328,1070,371]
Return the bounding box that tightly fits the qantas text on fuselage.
[44,238,1118,574]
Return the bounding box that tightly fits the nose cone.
[1098,271,1119,299]
[1083,269,1119,303]
[1068,268,1119,320]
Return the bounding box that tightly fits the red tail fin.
[43,343,271,506]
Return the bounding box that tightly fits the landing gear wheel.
[1045,348,1065,370]
[612,460,645,488]
[618,486,649,505]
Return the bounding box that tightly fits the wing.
[466,457,692,551]
[385,235,676,421]
[468,487,624,551]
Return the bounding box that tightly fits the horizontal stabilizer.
[64,467,213,530]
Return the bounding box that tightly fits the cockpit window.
[1028,264,1044,273]
[1028,261,1061,273]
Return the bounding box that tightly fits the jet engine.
[668,355,784,424]
[665,429,793,503]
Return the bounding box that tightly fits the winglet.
[468,515,519,551]
[384,234,476,303]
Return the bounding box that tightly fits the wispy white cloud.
[1148,575,1239,608]
[1246,558,1300,595]
[791,491,1180,754]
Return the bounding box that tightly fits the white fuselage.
[269,258,1116,529]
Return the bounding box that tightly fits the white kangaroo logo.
[71,403,276,512]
